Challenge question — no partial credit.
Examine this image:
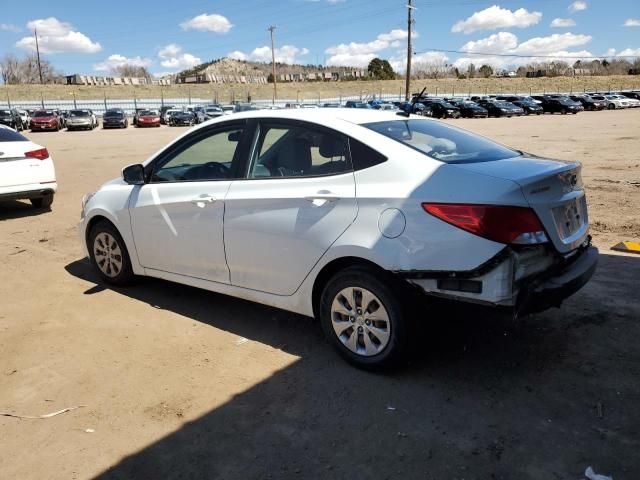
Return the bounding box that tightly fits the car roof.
[217,108,404,126]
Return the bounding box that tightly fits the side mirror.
[122,164,145,185]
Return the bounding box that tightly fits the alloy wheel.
[330,287,391,356]
[93,232,123,278]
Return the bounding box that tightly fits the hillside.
[2,75,638,102]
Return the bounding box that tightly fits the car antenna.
[397,86,426,118]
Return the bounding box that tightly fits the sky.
[1,0,639,77]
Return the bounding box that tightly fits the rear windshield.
[363,119,519,164]
[0,127,28,142]
[69,110,90,117]
[34,110,54,117]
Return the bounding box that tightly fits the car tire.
[30,193,54,209]
[608,104,615,110]
[88,220,135,286]
[319,266,409,370]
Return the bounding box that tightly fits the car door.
[224,119,357,295]
[129,122,249,283]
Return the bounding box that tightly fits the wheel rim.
[330,287,391,357]
[93,232,123,278]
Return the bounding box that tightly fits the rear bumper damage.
[396,239,598,316]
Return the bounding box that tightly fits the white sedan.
[79,109,597,368]
[0,125,57,208]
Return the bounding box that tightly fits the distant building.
[65,74,160,86]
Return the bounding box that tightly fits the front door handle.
[304,193,340,203]
[191,195,217,206]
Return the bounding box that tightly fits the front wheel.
[88,220,134,285]
[608,104,615,110]
[319,267,408,370]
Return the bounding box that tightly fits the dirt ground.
[1,110,639,480]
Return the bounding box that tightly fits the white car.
[79,109,597,368]
[0,125,57,208]
[613,94,640,108]
[17,109,30,126]
[603,95,631,109]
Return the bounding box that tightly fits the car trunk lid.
[0,141,51,188]
[452,154,589,253]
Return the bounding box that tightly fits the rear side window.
[364,119,519,164]
[348,138,387,170]
[0,127,28,142]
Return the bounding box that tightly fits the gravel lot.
[1,110,639,480]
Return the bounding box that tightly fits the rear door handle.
[191,195,217,206]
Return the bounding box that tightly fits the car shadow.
[63,252,640,479]
[0,200,51,220]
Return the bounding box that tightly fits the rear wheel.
[88,221,134,285]
[319,267,408,370]
[608,103,615,110]
[30,193,54,209]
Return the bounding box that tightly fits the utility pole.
[268,25,277,104]
[405,1,415,100]
[34,29,44,84]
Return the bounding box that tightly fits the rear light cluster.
[422,203,548,245]
[25,148,49,160]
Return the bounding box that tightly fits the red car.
[136,110,161,127]
[30,110,62,132]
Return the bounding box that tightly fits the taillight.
[422,203,548,245]
[25,148,49,160]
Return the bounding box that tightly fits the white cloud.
[180,13,233,33]
[606,47,640,57]
[454,32,593,69]
[568,1,587,13]
[390,51,449,73]
[15,17,101,54]
[550,18,576,28]
[623,19,640,27]
[324,29,415,67]
[94,54,153,72]
[515,32,591,54]
[226,45,309,64]
[158,44,202,71]
[0,23,21,32]
[451,6,542,34]
[461,32,518,54]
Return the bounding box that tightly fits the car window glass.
[247,123,349,178]
[0,127,28,141]
[152,127,244,182]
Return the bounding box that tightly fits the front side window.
[152,127,245,182]
[247,122,349,178]
[364,119,519,164]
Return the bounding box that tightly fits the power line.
[414,48,640,60]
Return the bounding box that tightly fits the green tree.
[367,58,396,80]
[478,64,493,78]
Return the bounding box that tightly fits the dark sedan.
[0,109,24,130]
[169,110,196,126]
[422,100,461,119]
[540,97,583,114]
[510,100,543,115]
[478,100,524,117]
[102,109,128,129]
[570,95,606,111]
[449,100,488,118]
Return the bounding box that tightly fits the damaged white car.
[79,109,597,368]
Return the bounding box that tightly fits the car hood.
[33,116,55,121]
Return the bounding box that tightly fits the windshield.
[69,110,90,117]
[104,110,123,117]
[0,110,11,116]
[364,119,519,164]
[34,111,54,117]
[141,110,158,116]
